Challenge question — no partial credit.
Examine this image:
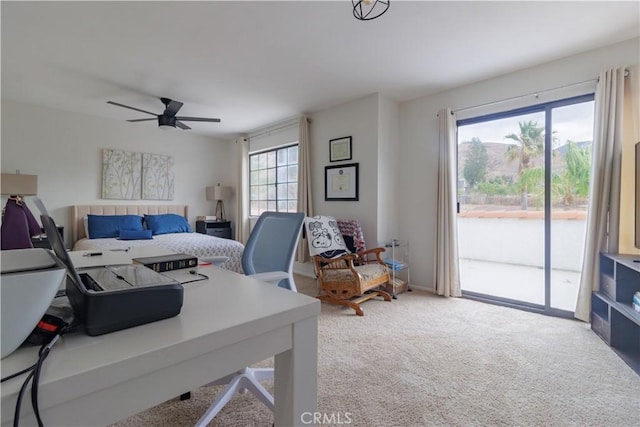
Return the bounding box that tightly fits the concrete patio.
[459,258,580,312]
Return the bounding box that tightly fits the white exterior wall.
[458,218,586,271]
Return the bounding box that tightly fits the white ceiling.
[2,1,639,139]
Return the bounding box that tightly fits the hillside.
[457,141,521,183]
[457,140,592,185]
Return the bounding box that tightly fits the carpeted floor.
[112,274,640,427]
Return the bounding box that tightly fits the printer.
[41,214,184,337]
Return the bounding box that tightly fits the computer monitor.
[32,197,50,217]
[40,214,86,321]
[40,215,81,285]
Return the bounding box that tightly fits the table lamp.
[206,183,232,221]
[1,172,41,250]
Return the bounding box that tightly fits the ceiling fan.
[107,97,221,130]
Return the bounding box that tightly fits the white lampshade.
[1,173,38,196]
[205,186,216,201]
[206,185,232,201]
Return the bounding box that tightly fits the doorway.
[457,95,594,316]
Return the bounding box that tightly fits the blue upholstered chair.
[240,211,305,292]
[195,211,305,426]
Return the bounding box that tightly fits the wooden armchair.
[306,216,392,316]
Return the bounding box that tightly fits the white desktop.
[0,246,320,427]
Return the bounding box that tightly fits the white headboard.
[72,204,188,244]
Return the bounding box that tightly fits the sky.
[458,101,595,147]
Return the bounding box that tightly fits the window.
[249,144,298,217]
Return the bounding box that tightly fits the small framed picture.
[325,163,359,201]
[329,136,352,162]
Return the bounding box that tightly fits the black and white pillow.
[304,215,349,259]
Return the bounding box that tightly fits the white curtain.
[575,68,625,321]
[296,116,313,261]
[434,108,462,297]
[234,137,250,244]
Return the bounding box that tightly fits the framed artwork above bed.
[101,149,175,200]
[101,149,142,200]
[142,153,174,200]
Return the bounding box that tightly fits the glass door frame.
[457,93,594,318]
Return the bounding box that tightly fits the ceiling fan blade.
[164,100,183,117]
[175,120,191,130]
[127,118,157,122]
[107,101,157,116]
[175,116,221,123]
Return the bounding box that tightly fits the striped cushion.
[323,263,388,282]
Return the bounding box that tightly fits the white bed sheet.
[72,232,245,274]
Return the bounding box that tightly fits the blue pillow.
[87,214,144,239]
[118,229,153,240]
[144,214,191,235]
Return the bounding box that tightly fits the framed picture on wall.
[329,136,352,162]
[325,163,359,201]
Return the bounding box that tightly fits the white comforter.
[73,232,245,273]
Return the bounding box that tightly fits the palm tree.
[505,120,545,209]
[552,141,591,206]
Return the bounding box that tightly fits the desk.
[1,251,320,427]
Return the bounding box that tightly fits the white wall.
[1,100,234,246]
[377,94,400,243]
[309,93,382,246]
[399,37,640,291]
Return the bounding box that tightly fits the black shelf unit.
[591,253,640,375]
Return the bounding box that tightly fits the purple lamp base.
[1,197,42,250]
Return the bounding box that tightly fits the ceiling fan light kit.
[352,0,390,21]
[107,97,220,130]
[158,115,176,130]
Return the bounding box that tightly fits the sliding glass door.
[457,95,594,316]
[548,100,594,311]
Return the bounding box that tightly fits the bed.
[71,205,244,273]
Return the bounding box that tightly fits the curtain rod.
[453,68,629,115]
[453,77,598,115]
[248,117,310,140]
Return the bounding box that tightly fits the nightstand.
[31,226,64,249]
[195,220,232,239]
